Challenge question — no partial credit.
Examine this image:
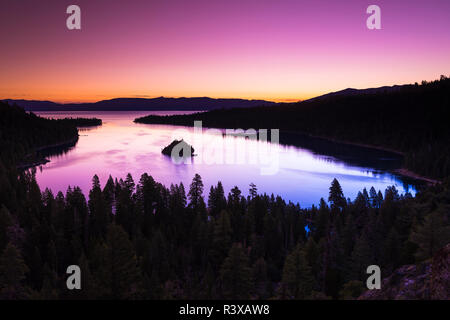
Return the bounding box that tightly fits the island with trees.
[161,139,195,158]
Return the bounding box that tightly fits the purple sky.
[1,0,449,102]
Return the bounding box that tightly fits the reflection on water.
[34,111,418,207]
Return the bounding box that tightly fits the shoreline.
[284,130,405,156]
[16,136,79,170]
[33,135,79,152]
[392,168,440,186]
[136,119,438,186]
[282,130,440,185]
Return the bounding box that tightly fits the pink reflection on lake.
[34,111,416,207]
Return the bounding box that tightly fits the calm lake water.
[34,111,418,207]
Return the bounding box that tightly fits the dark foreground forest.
[136,76,450,180]
[0,170,449,299]
[0,100,449,300]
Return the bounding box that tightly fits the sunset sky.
[1,0,449,103]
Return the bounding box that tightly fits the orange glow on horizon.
[0,93,305,105]
[1,1,450,106]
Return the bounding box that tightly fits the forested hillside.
[135,76,450,180]
[0,102,103,167]
[0,171,448,299]
[0,102,79,165]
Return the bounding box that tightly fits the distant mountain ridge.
[2,97,277,111]
[3,84,417,111]
[304,84,411,102]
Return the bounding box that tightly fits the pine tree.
[211,210,232,269]
[0,205,12,251]
[124,173,135,195]
[47,240,57,272]
[103,223,142,299]
[328,178,346,211]
[199,263,216,299]
[148,230,171,282]
[89,175,109,238]
[0,243,29,299]
[281,245,314,299]
[103,175,115,209]
[228,186,242,210]
[208,181,226,217]
[350,233,372,280]
[338,280,364,300]
[188,173,204,210]
[219,243,252,299]
[76,251,95,299]
[249,183,258,199]
[313,198,329,241]
[369,187,378,208]
[36,265,59,300]
[29,246,43,290]
[376,190,384,208]
[115,174,137,235]
[382,227,400,271]
[304,237,320,276]
[252,257,269,299]
[410,211,450,261]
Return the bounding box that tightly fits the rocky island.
[161,139,195,158]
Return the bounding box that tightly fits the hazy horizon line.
[3,75,447,105]
[2,95,301,105]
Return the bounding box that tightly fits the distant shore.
[136,116,440,186]
[290,131,440,186]
[392,168,440,186]
[289,131,404,156]
[285,130,440,185]
[17,136,79,170]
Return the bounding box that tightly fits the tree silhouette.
[281,245,314,299]
[328,178,346,211]
[220,243,252,299]
[0,243,29,299]
[410,211,450,261]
